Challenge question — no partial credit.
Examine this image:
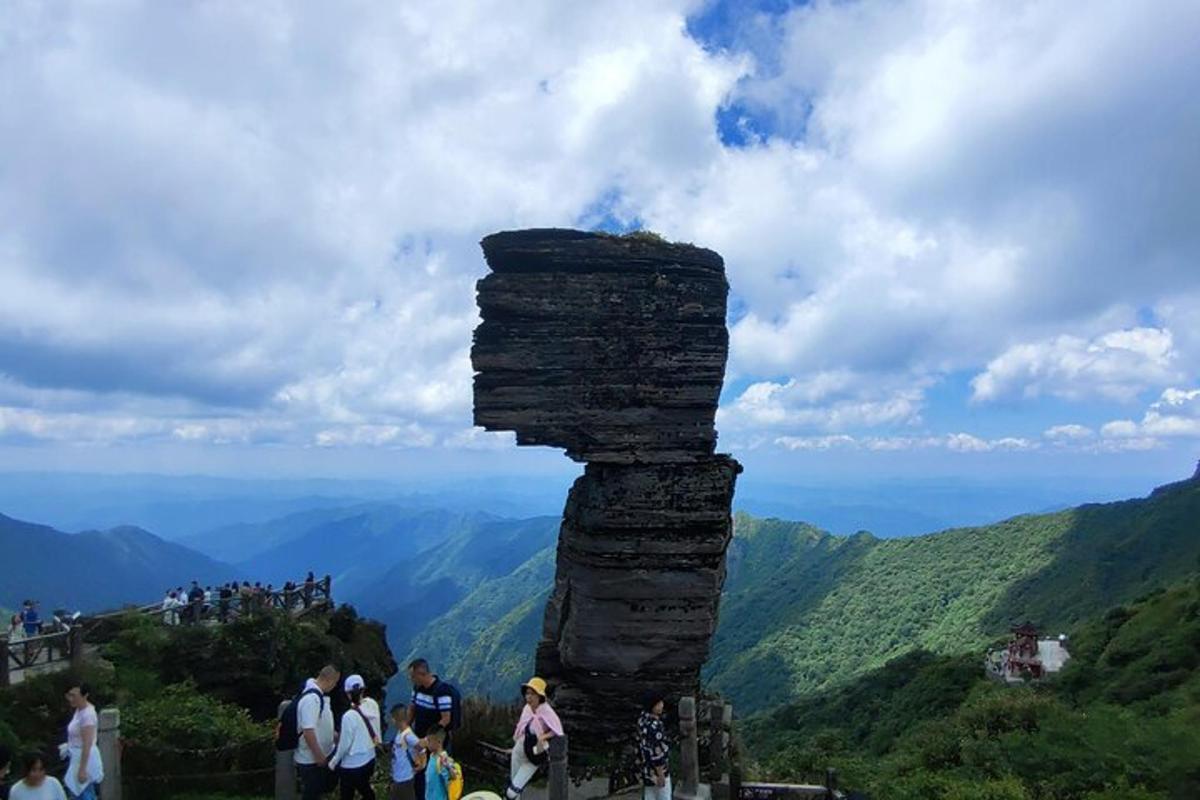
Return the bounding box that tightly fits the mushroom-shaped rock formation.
[472,229,741,754]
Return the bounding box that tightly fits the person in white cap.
[329,674,380,799]
[506,677,562,800]
[345,674,383,748]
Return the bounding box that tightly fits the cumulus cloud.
[719,370,926,434]
[774,432,1038,453]
[1044,424,1095,442]
[1100,387,1200,445]
[0,0,744,448]
[642,0,1200,445]
[2,0,1200,461]
[970,328,1179,403]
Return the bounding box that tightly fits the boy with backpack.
[388,704,425,800]
[421,727,462,800]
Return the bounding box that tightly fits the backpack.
[275,687,324,751]
[436,753,464,800]
[523,725,548,766]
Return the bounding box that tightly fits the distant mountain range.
[7,466,1197,722]
[0,513,237,612]
[403,468,1200,714]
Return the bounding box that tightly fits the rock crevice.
[472,228,740,753]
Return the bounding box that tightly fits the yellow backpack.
[444,755,464,800]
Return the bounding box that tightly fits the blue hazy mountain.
[0,472,571,542]
[0,512,238,612]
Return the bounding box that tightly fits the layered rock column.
[472,229,740,753]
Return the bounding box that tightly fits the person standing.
[387,704,424,800]
[20,601,40,638]
[637,691,670,800]
[187,581,204,625]
[296,665,340,800]
[420,728,458,800]
[304,572,316,609]
[218,583,232,623]
[328,676,378,800]
[407,660,459,749]
[238,581,253,616]
[63,683,103,800]
[505,677,562,800]
[8,752,66,800]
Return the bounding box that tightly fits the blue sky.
[1,0,1199,486]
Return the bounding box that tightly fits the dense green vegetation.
[741,577,1200,799]
[407,547,555,698]
[710,473,1200,712]
[0,604,396,797]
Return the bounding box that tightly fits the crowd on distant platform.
[280,654,672,800]
[159,570,323,625]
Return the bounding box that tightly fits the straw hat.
[521,676,548,698]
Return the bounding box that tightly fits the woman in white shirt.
[328,675,379,799]
[62,682,103,799]
[10,751,67,800]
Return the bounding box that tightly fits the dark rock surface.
[471,228,741,754]
[475,229,729,464]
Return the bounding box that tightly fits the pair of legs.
[506,743,541,800]
[388,778,416,800]
[338,760,377,800]
[298,763,334,800]
[643,777,672,800]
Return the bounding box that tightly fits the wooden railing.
[1,576,333,687]
[0,626,83,687]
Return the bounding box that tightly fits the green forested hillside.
[741,577,1200,799]
[407,473,1200,717]
[408,547,556,698]
[709,472,1200,712]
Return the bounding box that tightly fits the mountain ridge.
[0,512,238,611]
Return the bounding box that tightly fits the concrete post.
[276,700,297,800]
[709,702,732,799]
[824,768,838,800]
[98,707,121,800]
[679,696,701,799]
[548,733,568,800]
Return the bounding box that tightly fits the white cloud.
[719,370,926,434]
[0,1,745,448]
[970,328,1179,403]
[1103,387,1200,442]
[645,0,1200,420]
[773,432,1038,453]
[2,1,1200,461]
[1044,424,1095,441]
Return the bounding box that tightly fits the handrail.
[2,575,333,687]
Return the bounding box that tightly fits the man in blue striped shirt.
[407,658,459,800]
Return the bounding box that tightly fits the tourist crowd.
[1,579,673,800]
[282,658,671,800]
[158,571,324,625]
